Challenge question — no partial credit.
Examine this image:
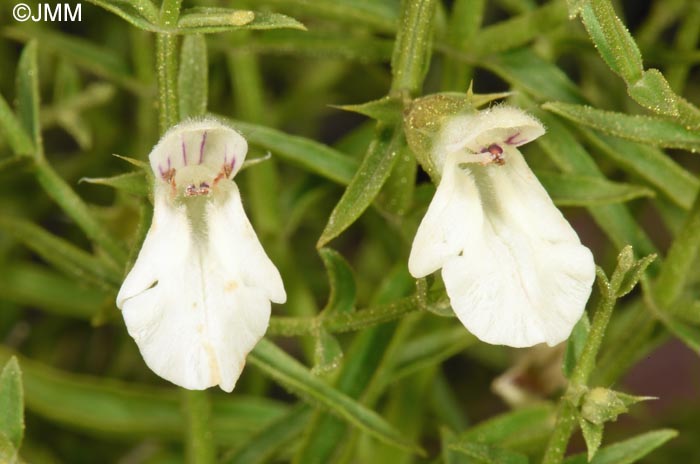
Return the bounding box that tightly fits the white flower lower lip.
[116,118,285,392]
[409,106,595,348]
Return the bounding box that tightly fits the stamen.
[185,184,198,196]
[486,144,505,165]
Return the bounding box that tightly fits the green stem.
[182,390,216,464]
[390,0,437,96]
[541,271,617,464]
[571,283,617,386]
[542,399,579,464]
[156,33,179,132]
[269,294,423,336]
[156,0,181,133]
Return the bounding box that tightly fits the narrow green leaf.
[113,153,150,170]
[583,131,698,210]
[660,315,700,354]
[486,49,586,104]
[457,404,555,444]
[34,159,128,265]
[312,328,344,375]
[177,8,305,33]
[212,31,392,62]
[441,428,470,464]
[249,339,423,454]
[389,327,476,385]
[0,94,34,156]
[0,216,121,288]
[0,350,286,444]
[319,248,356,314]
[223,405,311,464]
[4,27,143,95]
[580,0,643,83]
[85,0,159,31]
[0,358,24,451]
[563,314,590,378]
[223,117,357,185]
[334,96,402,124]
[471,0,568,56]
[537,171,654,206]
[318,123,402,247]
[616,253,656,297]
[245,0,397,32]
[0,263,107,320]
[628,69,679,117]
[16,41,42,157]
[42,83,116,150]
[80,171,150,197]
[543,101,700,152]
[563,429,677,464]
[578,418,603,461]
[293,268,411,463]
[533,111,656,256]
[178,35,208,119]
[379,141,416,216]
[448,441,528,464]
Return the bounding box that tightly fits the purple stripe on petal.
[181,138,187,165]
[199,132,207,164]
[505,132,527,146]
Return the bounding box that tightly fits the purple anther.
[200,182,210,188]
[485,143,505,166]
[181,138,188,165]
[199,132,207,164]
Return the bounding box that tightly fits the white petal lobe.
[117,183,282,392]
[438,148,594,347]
[409,152,483,278]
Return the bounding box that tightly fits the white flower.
[409,106,595,347]
[116,118,285,392]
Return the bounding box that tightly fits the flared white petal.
[440,147,594,347]
[116,183,284,391]
[409,152,483,278]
